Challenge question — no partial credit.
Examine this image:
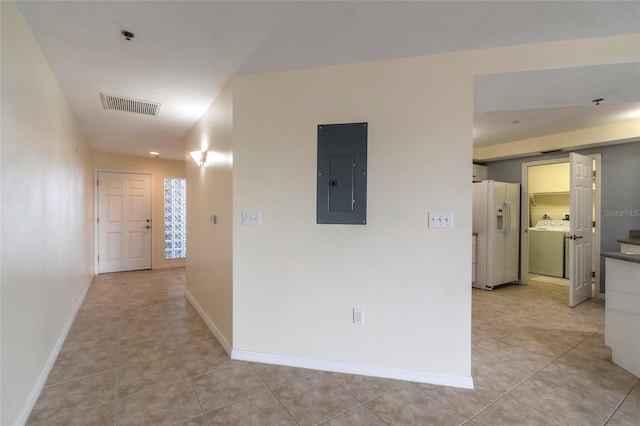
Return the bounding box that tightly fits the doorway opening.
[520,154,602,304]
[95,171,153,274]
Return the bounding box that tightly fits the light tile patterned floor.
[27,269,639,425]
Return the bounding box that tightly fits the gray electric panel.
[317,122,367,225]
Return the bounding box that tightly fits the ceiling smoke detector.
[100,93,161,117]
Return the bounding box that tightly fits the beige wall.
[528,162,571,226]
[1,2,94,423]
[230,52,474,381]
[530,194,571,226]
[93,152,186,270]
[474,119,640,161]
[182,34,639,384]
[529,162,570,194]
[183,82,234,350]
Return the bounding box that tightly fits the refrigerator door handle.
[501,201,507,237]
[508,202,512,238]
[504,202,510,238]
[509,202,512,238]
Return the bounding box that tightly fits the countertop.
[617,238,640,246]
[602,252,640,264]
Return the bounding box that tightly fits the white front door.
[98,172,152,273]
[569,153,593,307]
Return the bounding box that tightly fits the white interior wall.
[184,82,234,350]
[181,33,639,387]
[228,33,638,384]
[1,2,94,424]
[231,54,474,383]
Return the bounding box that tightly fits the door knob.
[145,225,151,229]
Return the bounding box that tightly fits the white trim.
[520,154,602,299]
[184,288,232,355]
[153,262,186,269]
[520,157,571,283]
[94,169,153,274]
[93,169,99,273]
[231,349,474,390]
[14,274,94,426]
[590,153,603,300]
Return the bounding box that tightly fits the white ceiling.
[474,62,640,146]
[16,1,640,160]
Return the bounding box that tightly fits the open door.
[569,153,593,307]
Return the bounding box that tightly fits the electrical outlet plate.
[353,308,364,325]
[428,212,453,228]
[242,210,261,225]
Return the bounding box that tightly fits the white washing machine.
[529,220,570,278]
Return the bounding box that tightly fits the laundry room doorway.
[520,154,602,305]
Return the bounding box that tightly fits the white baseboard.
[183,288,232,355]
[14,274,94,426]
[153,263,186,270]
[231,349,474,390]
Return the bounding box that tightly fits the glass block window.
[164,178,186,259]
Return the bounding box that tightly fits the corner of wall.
[13,275,94,425]
[184,79,234,350]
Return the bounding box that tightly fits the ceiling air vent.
[100,92,161,117]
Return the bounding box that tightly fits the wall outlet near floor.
[353,308,364,325]
[242,210,261,225]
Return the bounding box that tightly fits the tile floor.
[27,269,639,425]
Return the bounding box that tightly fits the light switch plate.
[242,210,261,225]
[428,212,453,228]
[353,308,364,325]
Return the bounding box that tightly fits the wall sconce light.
[189,150,207,167]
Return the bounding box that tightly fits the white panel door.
[98,172,151,273]
[569,153,593,307]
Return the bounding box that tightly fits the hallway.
[27,269,639,425]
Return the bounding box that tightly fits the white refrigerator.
[473,180,520,290]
